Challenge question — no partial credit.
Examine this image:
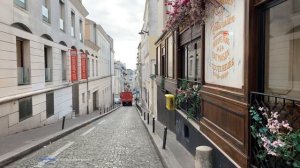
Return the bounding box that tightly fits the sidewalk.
[136,105,195,168]
[0,105,121,167]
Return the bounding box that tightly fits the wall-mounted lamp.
[138,30,149,35]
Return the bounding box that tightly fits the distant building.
[113,61,126,96]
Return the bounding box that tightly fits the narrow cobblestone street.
[6,107,164,168]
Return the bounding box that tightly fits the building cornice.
[70,0,89,17]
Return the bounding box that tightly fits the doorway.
[72,84,79,116]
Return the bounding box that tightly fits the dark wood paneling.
[200,89,249,167]
[200,120,248,168]
[202,92,247,143]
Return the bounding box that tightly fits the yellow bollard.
[165,94,175,111]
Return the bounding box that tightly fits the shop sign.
[70,49,78,82]
[205,0,244,88]
[81,52,87,80]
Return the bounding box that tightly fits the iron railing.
[176,79,202,121]
[18,67,30,85]
[62,69,67,81]
[250,91,300,167]
[45,68,52,82]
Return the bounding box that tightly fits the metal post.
[62,116,66,130]
[162,127,167,149]
[147,113,149,125]
[152,117,155,133]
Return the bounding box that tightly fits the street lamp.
[138,30,149,35]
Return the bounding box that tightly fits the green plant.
[250,107,300,167]
[175,79,201,119]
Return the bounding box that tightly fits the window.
[161,47,166,77]
[96,60,99,76]
[88,58,90,77]
[92,60,95,77]
[46,92,54,118]
[61,51,67,81]
[93,24,97,43]
[59,0,65,30]
[17,38,30,85]
[82,93,85,103]
[14,0,26,9]
[42,0,50,23]
[180,39,201,81]
[184,125,189,138]
[156,46,160,75]
[167,36,173,78]
[19,97,32,121]
[44,46,53,82]
[79,19,83,42]
[262,0,300,99]
[71,11,75,37]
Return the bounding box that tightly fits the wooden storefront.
[155,0,300,167]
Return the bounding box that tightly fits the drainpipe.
[86,56,89,115]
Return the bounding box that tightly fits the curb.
[135,106,181,168]
[0,106,121,167]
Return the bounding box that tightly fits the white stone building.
[138,0,158,116]
[0,0,114,137]
[113,61,126,96]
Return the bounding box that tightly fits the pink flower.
[281,121,293,132]
[272,140,285,148]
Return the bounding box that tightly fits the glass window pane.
[264,0,300,99]
[19,97,32,121]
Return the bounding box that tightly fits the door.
[72,84,79,116]
[93,91,99,111]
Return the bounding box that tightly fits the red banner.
[70,49,78,82]
[81,52,87,80]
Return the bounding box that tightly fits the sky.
[83,0,146,70]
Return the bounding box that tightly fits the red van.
[120,92,133,106]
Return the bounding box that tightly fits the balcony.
[249,92,300,167]
[59,18,64,30]
[45,68,52,82]
[176,79,202,121]
[42,6,49,22]
[18,67,30,85]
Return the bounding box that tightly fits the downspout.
[87,56,89,114]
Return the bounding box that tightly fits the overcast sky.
[83,0,145,70]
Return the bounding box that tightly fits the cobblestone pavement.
[6,107,164,168]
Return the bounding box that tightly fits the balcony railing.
[79,33,83,42]
[176,79,202,121]
[18,67,30,85]
[250,92,300,167]
[45,68,52,82]
[62,69,67,81]
[71,27,75,37]
[42,6,49,22]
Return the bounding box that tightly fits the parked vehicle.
[120,92,133,106]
